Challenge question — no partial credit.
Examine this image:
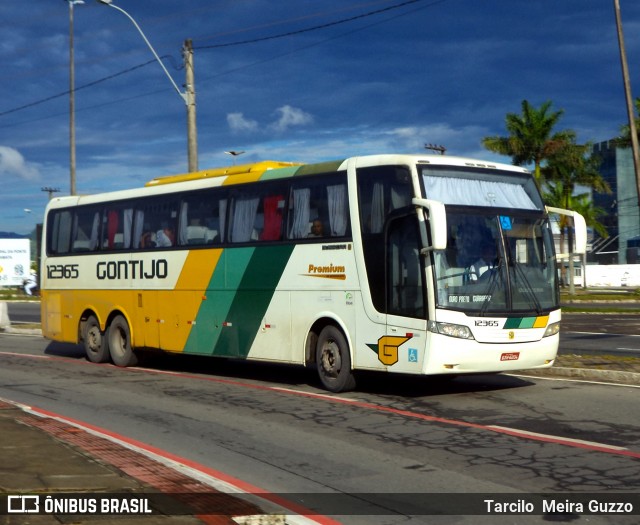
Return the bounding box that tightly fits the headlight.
[428,321,474,340]
[543,321,560,337]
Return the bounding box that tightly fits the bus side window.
[260,194,285,241]
[229,191,260,243]
[178,191,224,246]
[71,207,100,252]
[228,183,287,243]
[287,186,312,239]
[287,173,350,240]
[48,210,73,255]
[101,208,133,250]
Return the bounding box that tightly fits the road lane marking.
[565,330,640,338]
[3,351,640,460]
[487,426,629,452]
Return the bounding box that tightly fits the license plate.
[500,352,520,361]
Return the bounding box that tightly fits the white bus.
[41,154,586,392]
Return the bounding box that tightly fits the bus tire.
[107,314,138,367]
[316,325,356,393]
[83,315,110,363]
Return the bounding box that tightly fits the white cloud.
[227,112,258,133]
[226,106,314,135]
[270,105,314,132]
[0,146,39,181]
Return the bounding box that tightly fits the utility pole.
[425,144,446,155]
[614,0,640,208]
[67,0,84,195]
[184,39,198,173]
[42,187,61,201]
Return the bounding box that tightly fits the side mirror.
[412,198,447,251]
[546,206,587,255]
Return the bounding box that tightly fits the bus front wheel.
[107,315,138,367]
[83,315,109,363]
[315,325,356,393]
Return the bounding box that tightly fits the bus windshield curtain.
[423,176,538,209]
[289,188,310,238]
[261,195,284,240]
[327,184,348,236]
[231,196,259,242]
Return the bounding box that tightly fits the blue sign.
[500,216,512,230]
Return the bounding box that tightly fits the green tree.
[542,141,610,285]
[482,100,575,186]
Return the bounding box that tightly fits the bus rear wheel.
[316,325,356,393]
[107,314,138,367]
[83,315,109,363]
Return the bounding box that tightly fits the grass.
[0,287,39,301]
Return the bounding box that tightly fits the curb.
[517,367,640,386]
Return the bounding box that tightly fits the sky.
[1,0,639,235]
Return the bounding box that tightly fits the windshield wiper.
[479,255,503,316]
[512,261,543,314]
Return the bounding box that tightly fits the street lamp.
[96,0,198,172]
[66,0,84,196]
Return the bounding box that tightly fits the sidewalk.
[0,400,281,524]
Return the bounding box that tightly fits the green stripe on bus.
[503,317,522,329]
[259,166,301,180]
[294,160,344,176]
[503,317,539,329]
[213,244,294,357]
[519,317,537,329]
[183,247,255,355]
[185,245,294,357]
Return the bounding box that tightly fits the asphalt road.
[0,334,639,524]
[559,312,640,357]
[7,302,639,357]
[6,300,40,324]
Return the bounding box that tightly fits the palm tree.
[544,181,608,254]
[482,100,575,186]
[542,141,611,286]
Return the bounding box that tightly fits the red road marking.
[3,350,640,460]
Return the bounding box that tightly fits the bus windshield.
[420,165,558,315]
[432,212,558,314]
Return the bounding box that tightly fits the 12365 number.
[47,264,79,279]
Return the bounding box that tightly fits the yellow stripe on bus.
[157,249,223,352]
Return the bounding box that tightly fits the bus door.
[383,212,428,371]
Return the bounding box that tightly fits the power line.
[194,0,439,50]
[0,0,450,125]
[195,0,450,83]
[0,58,160,119]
